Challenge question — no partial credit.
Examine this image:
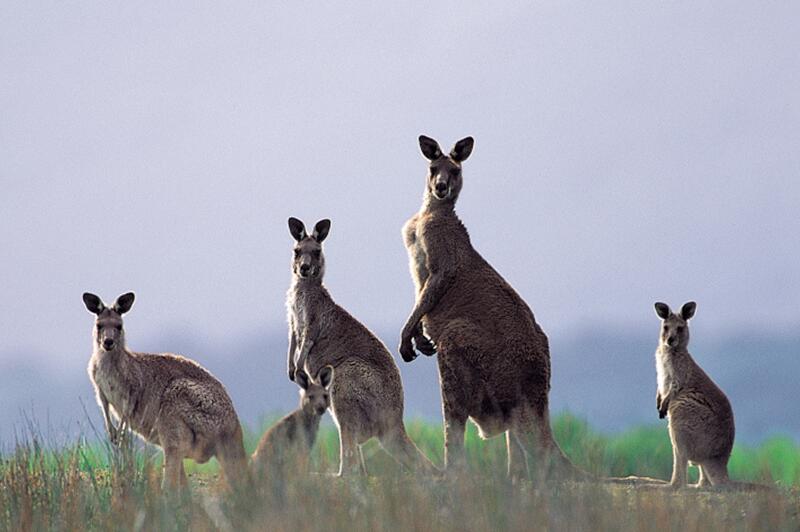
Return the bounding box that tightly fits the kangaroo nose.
[103,338,114,349]
[667,337,676,346]
[300,264,310,273]
[435,182,447,193]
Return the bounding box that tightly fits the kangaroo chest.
[90,352,136,415]
[288,290,314,333]
[403,213,429,296]
[655,349,678,396]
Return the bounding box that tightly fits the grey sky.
[1,3,798,392]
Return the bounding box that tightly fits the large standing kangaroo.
[400,135,583,481]
[286,217,437,476]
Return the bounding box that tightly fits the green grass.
[2,413,800,531]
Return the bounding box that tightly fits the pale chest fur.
[287,284,312,333]
[89,351,134,415]
[402,213,429,297]
[655,348,675,396]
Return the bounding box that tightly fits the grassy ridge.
[2,413,799,530]
[184,413,799,486]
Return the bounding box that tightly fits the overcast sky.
[1,2,798,379]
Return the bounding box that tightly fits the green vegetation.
[2,413,799,530]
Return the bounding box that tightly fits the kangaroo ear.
[419,135,443,161]
[654,302,671,320]
[317,365,334,389]
[312,219,331,243]
[113,292,135,315]
[82,293,105,315]
[450,136,474,162]
[680,301,697,320]
[295,369,310,390]
[288,217,307,241]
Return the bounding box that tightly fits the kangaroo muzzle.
[434,179,449,199]
[297,254,314,276]
[101,334,117,350]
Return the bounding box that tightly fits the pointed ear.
[113,292,135,315]
[450,136,474,162]
[82,293,105,315]
[312,219,331,243]
[680,301,697,320]
[654,302,671,320]
[419,135,443,161]
[295,369,310,390]
[288,217,307,241]
[317,365,334,389]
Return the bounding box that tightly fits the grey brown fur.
[400,135,584,481]
[654,301,735,488]
[286,217,438,476]
[83,292,248,490]
[251,366,333,478]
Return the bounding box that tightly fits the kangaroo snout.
[667,335,677,347]
[102,338,115,350]
[433,180,449,199]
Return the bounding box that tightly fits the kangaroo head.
[83,292,135,352]
[654,301,696,350]
[295,366,333,416]
[288,217,330,281]
[418,135,474,203]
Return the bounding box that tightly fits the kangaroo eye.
[677,326,684,333]
[96,324,102,331]
[312,250,321,259]
[116,325,122,331]
[293,249,301,258]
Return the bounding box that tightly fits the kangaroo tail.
[719,480,777,492]
[601,475,669,485]
[380,426,442,475]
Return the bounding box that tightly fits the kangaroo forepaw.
[414,334,437,356]
[399,339,418,362]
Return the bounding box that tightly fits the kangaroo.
[83,292,248,490]
[251,366,333,478]
[654,301,736,488]
[286,217,437,476]
[400,135,586,482]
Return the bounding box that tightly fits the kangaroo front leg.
[658,390,671,419]
[287,329,298,381]
[98,392,119,444]
[294,338,315,378]
[400,271,452,362]
[116,415,132,447]
[413,321,437,356]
